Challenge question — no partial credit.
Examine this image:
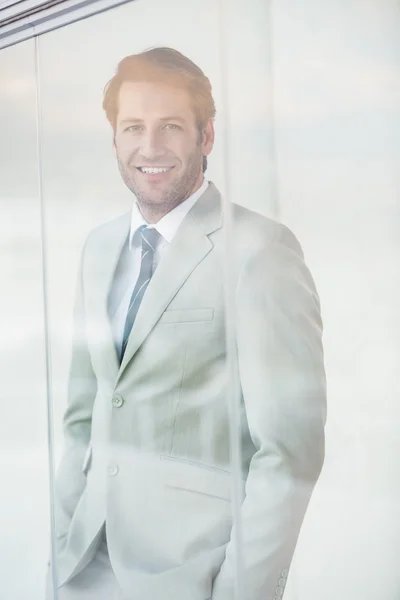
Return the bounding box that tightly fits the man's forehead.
[119,80,189,104]
[117,80,195,121]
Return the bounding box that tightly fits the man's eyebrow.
[159,116,187,123]
[119,118,143,125]
[119,116,187,125]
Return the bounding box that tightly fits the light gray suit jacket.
[53,182,326,600]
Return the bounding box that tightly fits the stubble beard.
[117,143,203,216]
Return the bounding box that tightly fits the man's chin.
[132,183,178,206]
[135,193,170,207]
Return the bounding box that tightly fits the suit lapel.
[89,212,131,381]
[118,182,222,378]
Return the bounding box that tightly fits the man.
[49,47,326,600]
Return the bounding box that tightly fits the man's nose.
[139,129,164,160]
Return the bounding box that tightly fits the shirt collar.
[129,178,209,249]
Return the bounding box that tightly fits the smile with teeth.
[138,167,173,174]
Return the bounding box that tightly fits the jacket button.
[112,395,124,408]
[108,464,119,477]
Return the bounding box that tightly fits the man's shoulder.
[231,203,301,255]
[232,202,280,232]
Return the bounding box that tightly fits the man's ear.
[202,119,215,157]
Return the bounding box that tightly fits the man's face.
[114,80,214,214]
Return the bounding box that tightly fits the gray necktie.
[120,226,161,359]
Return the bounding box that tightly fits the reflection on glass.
[0,39,50,600]
[0,0,398,599]
[270,3,400,599]
[40,3,326,599]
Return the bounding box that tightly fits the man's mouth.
[137,166,174,174]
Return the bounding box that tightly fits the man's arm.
[54,244,97,539]
[212,225,326,600]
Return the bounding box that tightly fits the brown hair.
[103,47,216,128]
[103,47,216,172]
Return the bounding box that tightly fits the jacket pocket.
[158,308,214,324]
[160,455,232,501]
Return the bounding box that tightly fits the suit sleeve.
[211,225,327,600]
[53,242,97,539]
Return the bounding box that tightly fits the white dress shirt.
[109,178,209,357]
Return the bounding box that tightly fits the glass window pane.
[271,2,400,599]
[0,38,50,600]
[32,1,400,599]
[38,2,300,600]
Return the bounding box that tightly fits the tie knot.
[139,226,161,252]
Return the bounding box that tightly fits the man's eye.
[164,124,181,130]
[125,125,141,132]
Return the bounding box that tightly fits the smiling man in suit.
[48,47,326,600]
